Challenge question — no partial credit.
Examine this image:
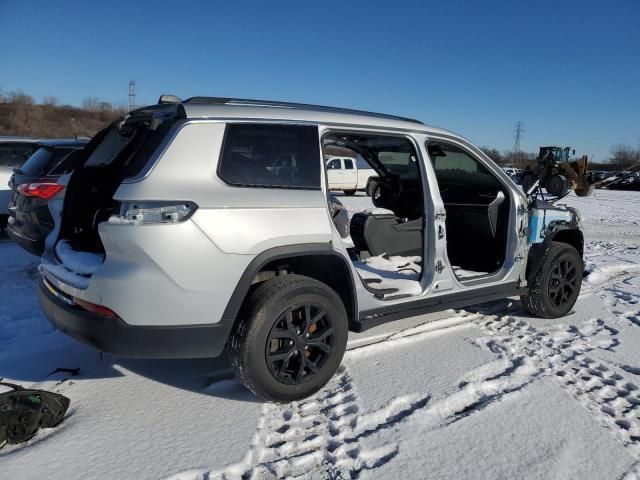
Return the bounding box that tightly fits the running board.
[353,282,525,332]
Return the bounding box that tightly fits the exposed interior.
[427,141,511,276]
[323,132,425,299]
[59,108,179,253]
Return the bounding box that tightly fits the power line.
[128,80,136,111]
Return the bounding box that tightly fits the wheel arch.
[221,244,358,329]
[548,227,584,257]
[525,226,584,284]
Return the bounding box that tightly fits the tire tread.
[521,241,582,318]
[228,274,347,402]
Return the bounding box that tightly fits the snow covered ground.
[2,189,640,479]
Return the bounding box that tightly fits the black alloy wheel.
[548,257,578,308]
[265,303,334,385]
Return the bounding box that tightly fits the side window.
[219,124,321,189]
[344,159,354,170]
[327,159,341,170]
[427,141,501,190]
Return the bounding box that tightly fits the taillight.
[17,182,64,200]
[110,201,198,225]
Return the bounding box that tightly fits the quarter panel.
[192,207,332,254]
[62,220,253,327]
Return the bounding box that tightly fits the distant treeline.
[1,89,638,171]
[480,146,639,171]
[0,89,125,139]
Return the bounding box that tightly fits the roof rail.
[181,97,424,125]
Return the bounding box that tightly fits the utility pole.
[128,80,136,111]
[513,121,524,166]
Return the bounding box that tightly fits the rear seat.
[350,210,422,257]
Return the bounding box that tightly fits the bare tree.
[609,144,640,169]
[6,89,34,105]
[82,96,102,111]
[503,150,536,166]
[97,101,113,112]
[480,147,504,164]
[42,95,58,106]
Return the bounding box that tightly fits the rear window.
[81,116,177,179]
[19,146,79,176]
[49,149,82,175]
[0,142,40,168]
[218,124,321,189]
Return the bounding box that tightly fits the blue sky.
[1,0,638,160]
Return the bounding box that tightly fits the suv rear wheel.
[228,274,348,402]
[521,241,582,318]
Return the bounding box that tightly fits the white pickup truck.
[325,155,377,195]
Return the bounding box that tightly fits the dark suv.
[7,139,88,255]
[0,138,45,231]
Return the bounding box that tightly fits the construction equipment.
[520,146,593,197]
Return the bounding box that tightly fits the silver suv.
[38,96,584,402]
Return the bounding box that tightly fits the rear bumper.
[38,278,233,359]
[6,220,44,256]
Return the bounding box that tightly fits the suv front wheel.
[228,274,348,402]
[521,241,583,318]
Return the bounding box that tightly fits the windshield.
[19,146,79,177]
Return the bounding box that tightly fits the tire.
[521,241,583,318]
[366,179,378,197]
[343,190,356,196]
[546,174,569,197]
[228,274,348,402]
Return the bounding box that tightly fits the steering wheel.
[371,174,403,209]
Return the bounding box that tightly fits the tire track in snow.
[168,368,430,480]
[456,309,640,457]
[399,308,619,430]
[169,304,638,480]
[168,261,640,479]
